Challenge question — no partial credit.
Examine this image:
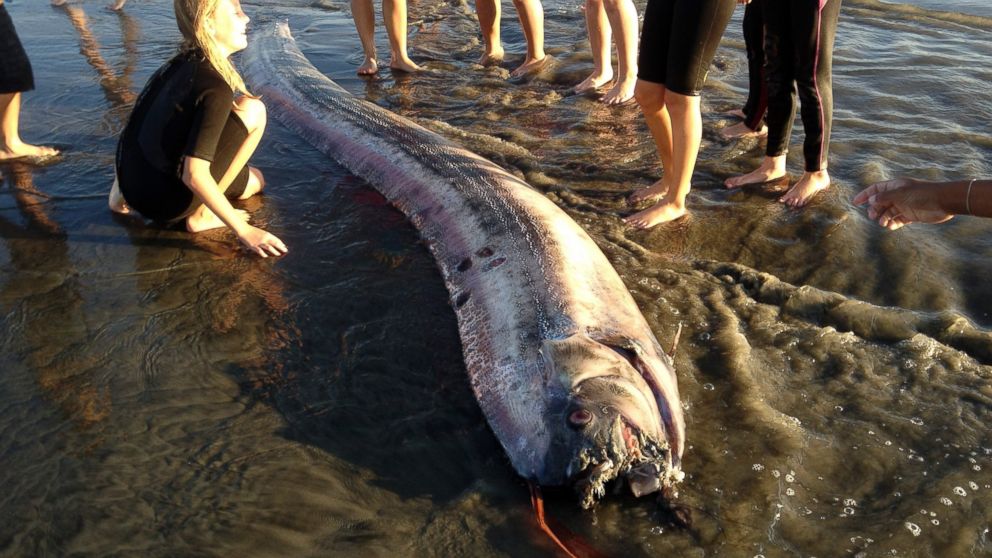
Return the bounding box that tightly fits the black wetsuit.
[742,0,767,131]
[637,0,737,96]
[0,4,35,94]
[116,50,249,225]
[763,0,841,171]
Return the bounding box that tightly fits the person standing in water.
[725,0,842,207]
[0,0,60,161]
[722,0,768,139]
[108,0,287,258]
[624,0,743,229]
[475,0,547,77]
[854,178,991,229]
[52,0,129,11]
[350,0,422,75]
[573,0,639,105]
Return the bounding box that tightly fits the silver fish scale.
[243,23,683,485]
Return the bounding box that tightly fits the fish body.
[242,23,685,506]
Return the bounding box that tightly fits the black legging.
[741,0,766,131]
[763,0,841,172]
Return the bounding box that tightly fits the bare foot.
[357,57,379,76]
[186,206,248,233]
[601,77,636,105]
[51,0,68,5]
[628,178,669,205]
[108,177,130,215]
[725,156,786,189]
[107,0,127,10]
[723,108,746,119]
[510,55,548,78]
[478,47,505,67]
[389,56,423,73]
[623,198,687,229]
[0,141,59,161]
[574,70,613,94]
[720,121,767,140]
[779,169,830,207]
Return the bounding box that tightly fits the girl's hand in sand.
[237,225,288,258]
[853,178,953,230]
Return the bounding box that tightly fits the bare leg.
[600,0,637,105]
[187,97,266,232]
[351,0,379,75]
[509,0,547,77]
[724,154,787,189]
[383,0,423,72]
[779,169,829,207]
[108,176,130,214]
[0,93,59,161]
[625,90,701,228]
[475,0,504,66]
[575,0,612,94]
[627,80,673,205]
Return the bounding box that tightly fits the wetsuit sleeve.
[184,81,235,163]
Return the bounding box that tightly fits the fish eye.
[568,409,592,427]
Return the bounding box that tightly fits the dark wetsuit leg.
[0,5,35,94]
[764,0,840,170]
[741,0,767,131]
[797,0,840,171]
[638,0,736,96]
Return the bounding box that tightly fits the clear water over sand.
[1,0,990,556]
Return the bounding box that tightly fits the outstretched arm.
[853,178,991,230]
[184,157,287,257]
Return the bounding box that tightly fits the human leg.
[509,0,547,77]
[575,0,613,94]
[628,80,673,205]
[351,0,379,75]
[0,93,59,161]
[779,0,840,206]
[600,0,638,104]
[725,0,792,187]
[383,0,423,72]
[741,0,767,129]
[723,0,768,138]
[625,90,700,227]
[475,0,504,65]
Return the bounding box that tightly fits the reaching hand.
[853,178,954,231]
[238,225,288,258]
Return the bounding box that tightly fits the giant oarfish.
[242,23,685,508]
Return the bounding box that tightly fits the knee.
[664,91,697,114]
[601,0,621,13]
[634,82,664,111]
[235,96,267,133]
[240,166,265,199]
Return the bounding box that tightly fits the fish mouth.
[568,414,674,509]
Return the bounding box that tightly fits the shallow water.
[1,0,990,556]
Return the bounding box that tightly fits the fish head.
[539,334,683,508]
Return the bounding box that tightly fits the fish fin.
[528,483,608,558]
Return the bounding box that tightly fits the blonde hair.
[174,0,251,97]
